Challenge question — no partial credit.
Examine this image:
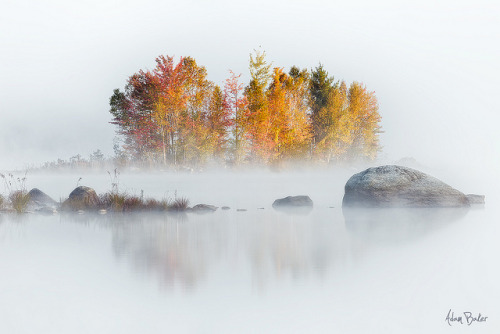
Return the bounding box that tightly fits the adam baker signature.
[446,309,488,326]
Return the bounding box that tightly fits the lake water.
[0,169,498,333]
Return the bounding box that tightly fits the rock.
[342,165,470,208]
[61,186,99,211]
[221,206,231,210]
[272,195,313,208]
[28,188,57,206]
[191,204,218,213]
[272,196,313,215]
[466,194,485,205]
[236,208,247,212]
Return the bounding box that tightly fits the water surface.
[0,170,497,333]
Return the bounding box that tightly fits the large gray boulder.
[61,186,99,211]
[342,165,470,208]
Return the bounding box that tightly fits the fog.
[1,0,500,172]
[1,170,498,333]
[1,1,499,332]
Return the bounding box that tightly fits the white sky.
[1,0,499,171]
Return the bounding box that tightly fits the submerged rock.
[61,186,99,211]
[466,194,485,205]
[272,195,313,208]
[190,204,218,213]
[342,165,470,208]
[221,206,231,210]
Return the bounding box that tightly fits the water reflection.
[68,210,347,290]
[49,206,472,291]
[271,206,313,215]
[343,207,469,244]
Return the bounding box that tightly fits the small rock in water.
[191,204,218,213]
[236,209,247,212]
[77,210,85,215]
[98,209,107,215]
[221,206,230,210]
[272,195,313,208]
[466,194,485,205]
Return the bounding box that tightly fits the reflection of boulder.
[343,207,469,243]
[342,165,470,208]
[61,186,99,211]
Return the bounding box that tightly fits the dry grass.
[100,192,128,212]
[169,197,189,211]
[9,191,31,213]
[98,191,175,212]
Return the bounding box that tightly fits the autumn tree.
[150,55,189,165]
[266,67,312,162]
[109,52,382,168]
[346,82,381,160]
[313,81,351,162]
[109,55,214,166]
[176,57,214,166]
[207,85,232,160]
[282,66,313,159]
[224,71,248,164]
[244,50,273,163]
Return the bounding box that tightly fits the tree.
[90,149,105,168]
[109,53,382,167]
[150,55,190,165]
[244,50,273,163]
[109,55,215,167]
[310,64,336,144]
[314,81,351,162]
[283,66,313,159]
[224,71,248,164]
[346,82,382,160]
[207,85,231,160]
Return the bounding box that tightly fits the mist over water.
[1,0,499,331]
[0,169,498,333]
